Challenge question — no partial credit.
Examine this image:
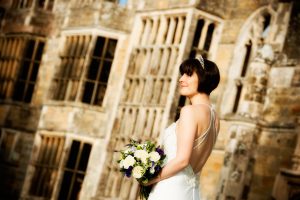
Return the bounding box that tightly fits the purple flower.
[154,165,161,172]
[151,161,155,167]
[125,166,133,177]
[155,147,164,156]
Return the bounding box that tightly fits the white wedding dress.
[148,104,218,200]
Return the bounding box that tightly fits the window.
[233,40,252,113]
[36,0,55,11]
[0,7,5,23]
[29,135,65,198]
[0,35,45,103]
[58,140,92,200]
[105,0,127,6]
[189,19,216,59]
[0,129,18,163]
[51,34,117,106]
[11,0,55,11]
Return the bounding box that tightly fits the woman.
[147,56,220,200]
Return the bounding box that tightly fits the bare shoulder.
[180,104,209,118]
[180,105,194,113]
[180,105,197,118]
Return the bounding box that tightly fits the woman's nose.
[179,74,186,82]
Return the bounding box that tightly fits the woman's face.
[179,71,199,97]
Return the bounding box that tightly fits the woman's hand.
[142,172,161,186]
[143,179,156,186]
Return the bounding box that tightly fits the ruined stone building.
[0,0,299,199]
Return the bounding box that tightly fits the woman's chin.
[179,91,188,97]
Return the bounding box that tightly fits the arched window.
[232,40,252,113]
[262,13,271,38]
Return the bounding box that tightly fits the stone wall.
[0,0,299,200]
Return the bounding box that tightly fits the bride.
[146,56,220,200]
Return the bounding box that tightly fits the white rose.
[124,148,130,154]
[149,151,161,162]
[134,150,149,163]
[150,167,155,174]
[132,166,144,179]
[119,160,124,168]
[123,155,135,169]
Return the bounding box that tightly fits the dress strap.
[193,105,214,149]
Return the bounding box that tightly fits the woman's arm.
[146,106,197,185]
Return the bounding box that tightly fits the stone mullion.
[139,48,151,75]
[120,106,131,137]
[138,77,146,104]
[156,16,168,45]
[151,78,161,104]
[111,137,128,197]
[104,161,114,196]
[75,35,94,103]
[63,36,76,102]
[133,78,140,104]
[136,107,147,138]
[135,18,146,46]
[127,49,138,75]
[140,18,152,46]
[2,38,11,98]
[151,108,164,139]
[135,49,146,75]
[144,109,155,139]
[166,46,179,75]
[143,76,153,104]
[165,17,177,45]
[208,23,222,60]
[149,16,159,45]
[1,38,9,97]
[173,15,185,45]
[2,37,26,99]
[160,78,171,105]
[120,175,133,199]
[127,107,138,137]
[158,47,171,75]
[149,47,161,75]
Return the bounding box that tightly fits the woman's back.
[176,103,219,174]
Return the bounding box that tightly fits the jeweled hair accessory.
[198,55,205,69]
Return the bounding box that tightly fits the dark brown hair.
[179,58,220,95]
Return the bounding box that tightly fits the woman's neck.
[189,93,210,105]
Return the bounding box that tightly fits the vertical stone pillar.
[217,124,258,200]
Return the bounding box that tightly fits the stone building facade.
[0,0,299,200]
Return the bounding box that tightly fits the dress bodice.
[162,122,178,163]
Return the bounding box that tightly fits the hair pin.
[198,55,205,69]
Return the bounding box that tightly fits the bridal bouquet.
[117,139,166,199]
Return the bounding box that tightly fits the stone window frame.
[48,29,120,109]
[57,139,93,200]
[11,0,56,11]
[189,9,224,60]
[0,128,20,164]
[22,131,97,200]
[220,6,277,116]
[0,34,45,104]
[69,0,128,8]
